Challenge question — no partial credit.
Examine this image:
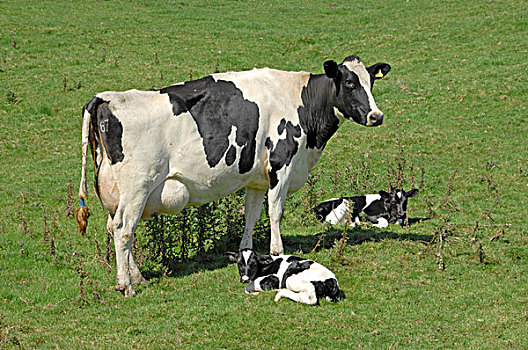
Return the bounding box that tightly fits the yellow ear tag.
[375,69,384,78]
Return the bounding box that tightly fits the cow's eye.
[344,80,355,89]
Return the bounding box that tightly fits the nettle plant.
[137,189,270,274]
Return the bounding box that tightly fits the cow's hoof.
[116,284,135,297]
[270,249,284,256]
[131,274,148,285]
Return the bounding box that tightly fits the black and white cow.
[312,188,419,228]
[77,55,391,296]
[225,249,342,305]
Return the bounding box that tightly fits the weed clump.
[137,189,270,275]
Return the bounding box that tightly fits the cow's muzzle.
[367,111,384,126]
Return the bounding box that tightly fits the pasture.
[1,0,527,348]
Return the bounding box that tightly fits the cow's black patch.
[266,119,301,189]
[286,255,304,262]
[281,260,314,288]
[159,76,259,174]
[259,275,280,290]
[297,74,340,149]
[260,257,283,276]
[84,96,125,166]
[225,145,236,166]
[345,196,367,220]
[96,102,125,165]
[361,198,389,223]
[312,278,341,302]
[345,195,391,223]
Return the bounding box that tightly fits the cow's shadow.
[140,217,432,284]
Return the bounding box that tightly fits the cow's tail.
[75,98,98,236]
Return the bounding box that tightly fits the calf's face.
[225,249,259,283]
[324,55,391,127]
[388,188,419,223]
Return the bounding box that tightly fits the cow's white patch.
[342,60,382,116]
[364,194,381,208]
[242,250,252,266]
[324,200,350,225]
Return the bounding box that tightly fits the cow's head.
[385,188,419,224]
[225,249,273,283]
[324,55,391,127]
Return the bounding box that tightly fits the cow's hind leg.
[111,193,149,296]
[372,217,389,228]
[274,284,318,305]
[106,214,147,286]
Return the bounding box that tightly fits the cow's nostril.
[367,112,384,126]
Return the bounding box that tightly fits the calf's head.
[225,249,274,283]
[386,188,419,224]
[324,55,391,127]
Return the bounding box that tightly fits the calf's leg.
[274,284,318,305]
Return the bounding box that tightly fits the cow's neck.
[297,74,342,150]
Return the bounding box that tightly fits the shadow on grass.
[140,218,432,283]
[284,224,433,255]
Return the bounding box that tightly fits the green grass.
[1,0,527,348]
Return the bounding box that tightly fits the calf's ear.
[367,62,391,79]
[224,252,239,263]
[406,189,419,198]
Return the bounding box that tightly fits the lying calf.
[225,249,342,305]
[312,188,419,228]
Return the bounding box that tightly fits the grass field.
[1,0,527,348]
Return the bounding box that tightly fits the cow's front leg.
[267,181,289,255]
[240,188,266,250]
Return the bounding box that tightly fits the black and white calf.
[225,249,342,305]
[312,188,419,228]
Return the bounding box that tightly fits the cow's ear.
[224,252,239,263]
[324,60,339,79]
[257,254,274,266]
[379,190,390,200]
[406,189,419,198]
[367,63,391,80]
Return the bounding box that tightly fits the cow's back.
[92,69,313,206]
